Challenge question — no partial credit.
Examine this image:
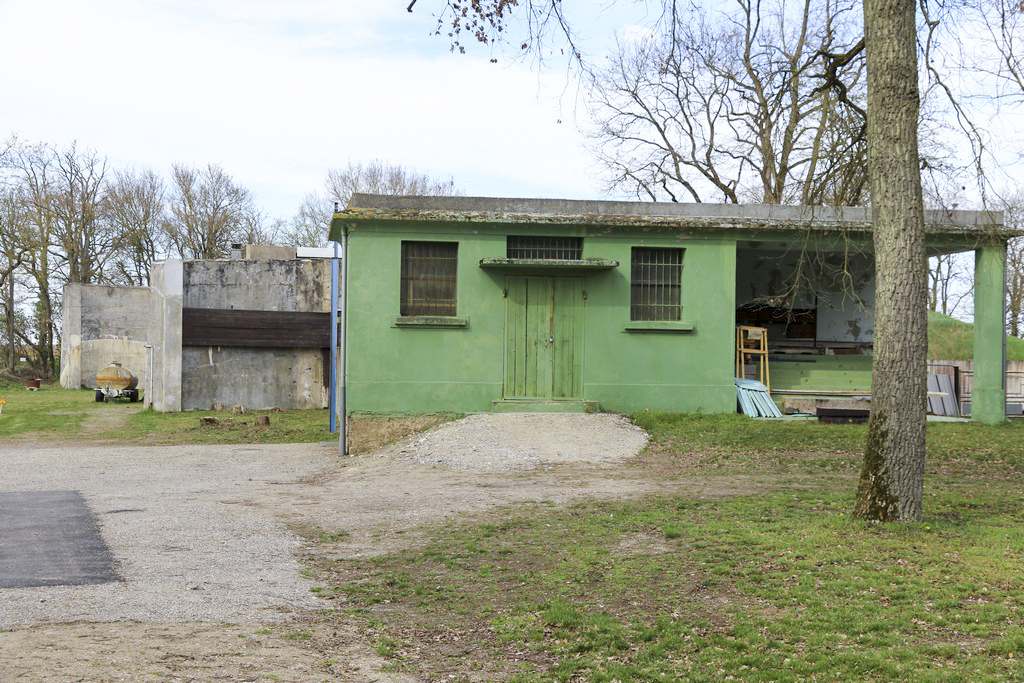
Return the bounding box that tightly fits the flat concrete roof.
[336,194,1014,239]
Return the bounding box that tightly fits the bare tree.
[1,140,120,373]
[238,210,282,248]
[0,187,30,373]
[5,141,60,375]
[1000,192,1024,337]
[49,142,112,285]
[104,168,166,286]
[285,161,461,247]
[286,192,333,249]
[327,160,459,207]
[422,0,581,65]
[164,164,258,260]
[962,0,1024,104]
[928,252,972,317]
[587,0,870,206]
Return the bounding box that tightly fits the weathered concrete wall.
[815,253,875,343]
[735,246,874,343]
[245,244,297,260]
[150,261,184,411]
[60,284,154,390]
[735,248,816,309]
[63,258,332,411]
[182,260,329,312]
[180,259,331,411]
[181,347,326,410]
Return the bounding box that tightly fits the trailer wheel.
[95,390,104,402]
[130,389,140,403]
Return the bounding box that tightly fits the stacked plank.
[735,378,783,418]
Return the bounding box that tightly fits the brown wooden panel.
[182,308,333,348]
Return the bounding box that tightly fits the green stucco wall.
[769,355,873,393]
[973,243,1007,423]
[344,221,737,414]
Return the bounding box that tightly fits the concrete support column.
[59,284,83,388]
[972,243,1007,423]
[149,260,184,412]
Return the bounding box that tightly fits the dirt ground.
[0,414,789,682]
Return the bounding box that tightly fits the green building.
[330,196,1012,422]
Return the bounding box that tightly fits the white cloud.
[0,0,601,219]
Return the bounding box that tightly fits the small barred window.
[507,236,583,260]
[400,241,458,316]
[630,247,683,321]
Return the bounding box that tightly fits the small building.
[61,246,336,412]
[331,195,1013,422]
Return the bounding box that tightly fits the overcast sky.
[3,1,1020,224]
[0,1,629,220]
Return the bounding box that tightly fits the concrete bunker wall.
[62,257,333,412]
[179,259,331,411]
[60,284,156,391]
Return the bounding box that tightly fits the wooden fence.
[928,359,1024,405]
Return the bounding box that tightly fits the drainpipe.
[329,242,339,434]
[144,344,153,409]
[339,223,349,457]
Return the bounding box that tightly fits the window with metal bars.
[400,241,458,316]
[507,236,583,260]
[631,247,683,321]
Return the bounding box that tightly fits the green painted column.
[972,243,1007,423]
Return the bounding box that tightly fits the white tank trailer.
[95,361,141,403]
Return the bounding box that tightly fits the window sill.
[623,321,696,333]
[394,316,468,328]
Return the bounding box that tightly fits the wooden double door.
[503,276,584,400]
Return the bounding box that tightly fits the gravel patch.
[0,443,328,629]
[390,412,649,472]
[0,413,650,630]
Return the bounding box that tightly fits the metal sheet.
[927,373,960,417]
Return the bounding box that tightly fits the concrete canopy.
[332,195,1014,241]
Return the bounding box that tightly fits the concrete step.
[491,399,601,413]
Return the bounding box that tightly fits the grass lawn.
[5,381,1023,680]
[0,382,101,440]
[309,414,1024,682]
[0,382,450,452]
[927,310,1024,360]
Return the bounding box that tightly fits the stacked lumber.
[735,378,782,418]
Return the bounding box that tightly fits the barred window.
[400,241,457,316]
[631,247,683,321]
[507,236,583,260]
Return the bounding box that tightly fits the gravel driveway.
[0,413,649,630]
[0,442,326,628]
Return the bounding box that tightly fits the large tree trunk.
[853,0,928,522]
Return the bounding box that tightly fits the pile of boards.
[926,373,959,417]
[735,378,783,418]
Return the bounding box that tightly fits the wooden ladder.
[736,325,771,391]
